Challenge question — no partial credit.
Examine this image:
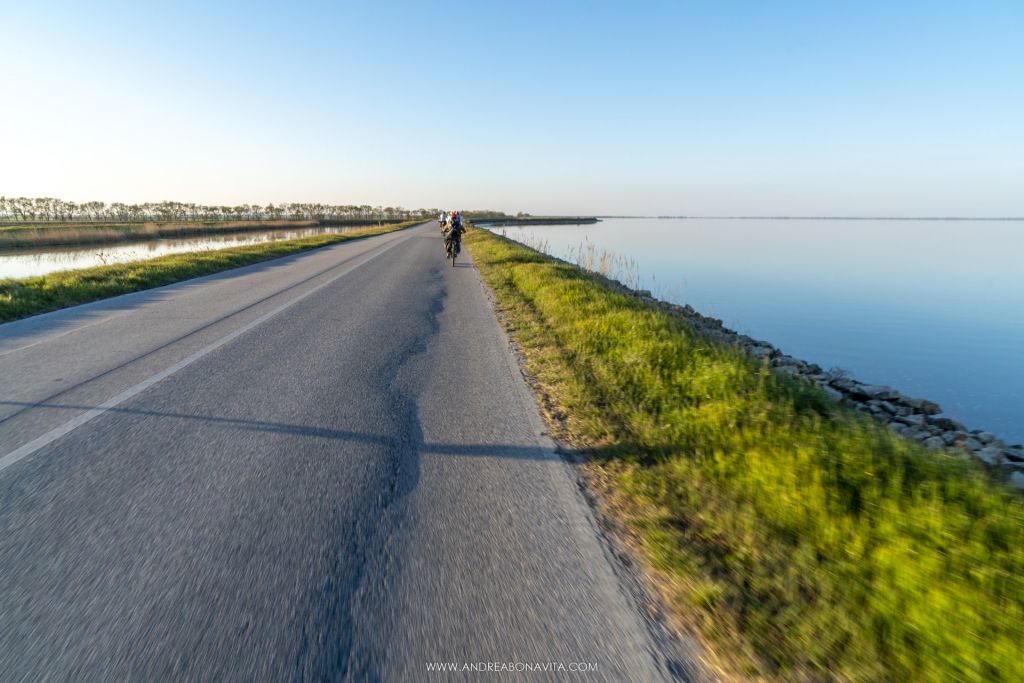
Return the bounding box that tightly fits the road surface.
[0,223,700,681]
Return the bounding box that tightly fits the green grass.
[465,226,1024,682]
[0,221,420,322]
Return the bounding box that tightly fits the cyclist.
[444,210,464,258]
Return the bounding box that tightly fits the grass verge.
[0,221,420,322]
[465,226,1024,681]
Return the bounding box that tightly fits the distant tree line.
[462,209,510,220]
[0,197,443,223]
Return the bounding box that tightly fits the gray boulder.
[976,446,1005,466]
[895,414,926,427]
[929,416,966,432]
[904,397,942,415]
[829,379,871,400]
[964,437,984,451]
[861,384,902,401]
[872,401,898,415]
[822,386,844,401]
[941,431,967,446]
[889,403,913,417]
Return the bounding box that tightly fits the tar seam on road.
[0,231,413,474]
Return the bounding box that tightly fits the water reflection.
[0,225,370,279]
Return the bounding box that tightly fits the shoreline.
[472,216,599,226]
[480,224,1022,485]
[611,284,1024,487]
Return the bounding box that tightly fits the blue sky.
[2,1,1021,215]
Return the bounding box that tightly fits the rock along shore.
[481,225,1024,491]
[620,287,1024,490]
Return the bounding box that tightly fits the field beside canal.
[0,221,419,322]
[465,226,1024,682]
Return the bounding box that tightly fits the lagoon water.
[0,225,371,280]
[495,218,1024,443]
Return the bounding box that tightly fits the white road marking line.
[0,231,414,473]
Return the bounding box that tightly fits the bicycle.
[444,230,460,267]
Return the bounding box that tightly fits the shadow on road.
[0,400,554,461]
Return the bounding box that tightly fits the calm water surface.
[496,218,1024,442]
[0,225,370,279]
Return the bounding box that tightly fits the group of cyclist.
[439,210,465,262]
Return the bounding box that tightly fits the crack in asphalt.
[292,268,447,681]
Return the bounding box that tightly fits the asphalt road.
[0,223,700,681]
